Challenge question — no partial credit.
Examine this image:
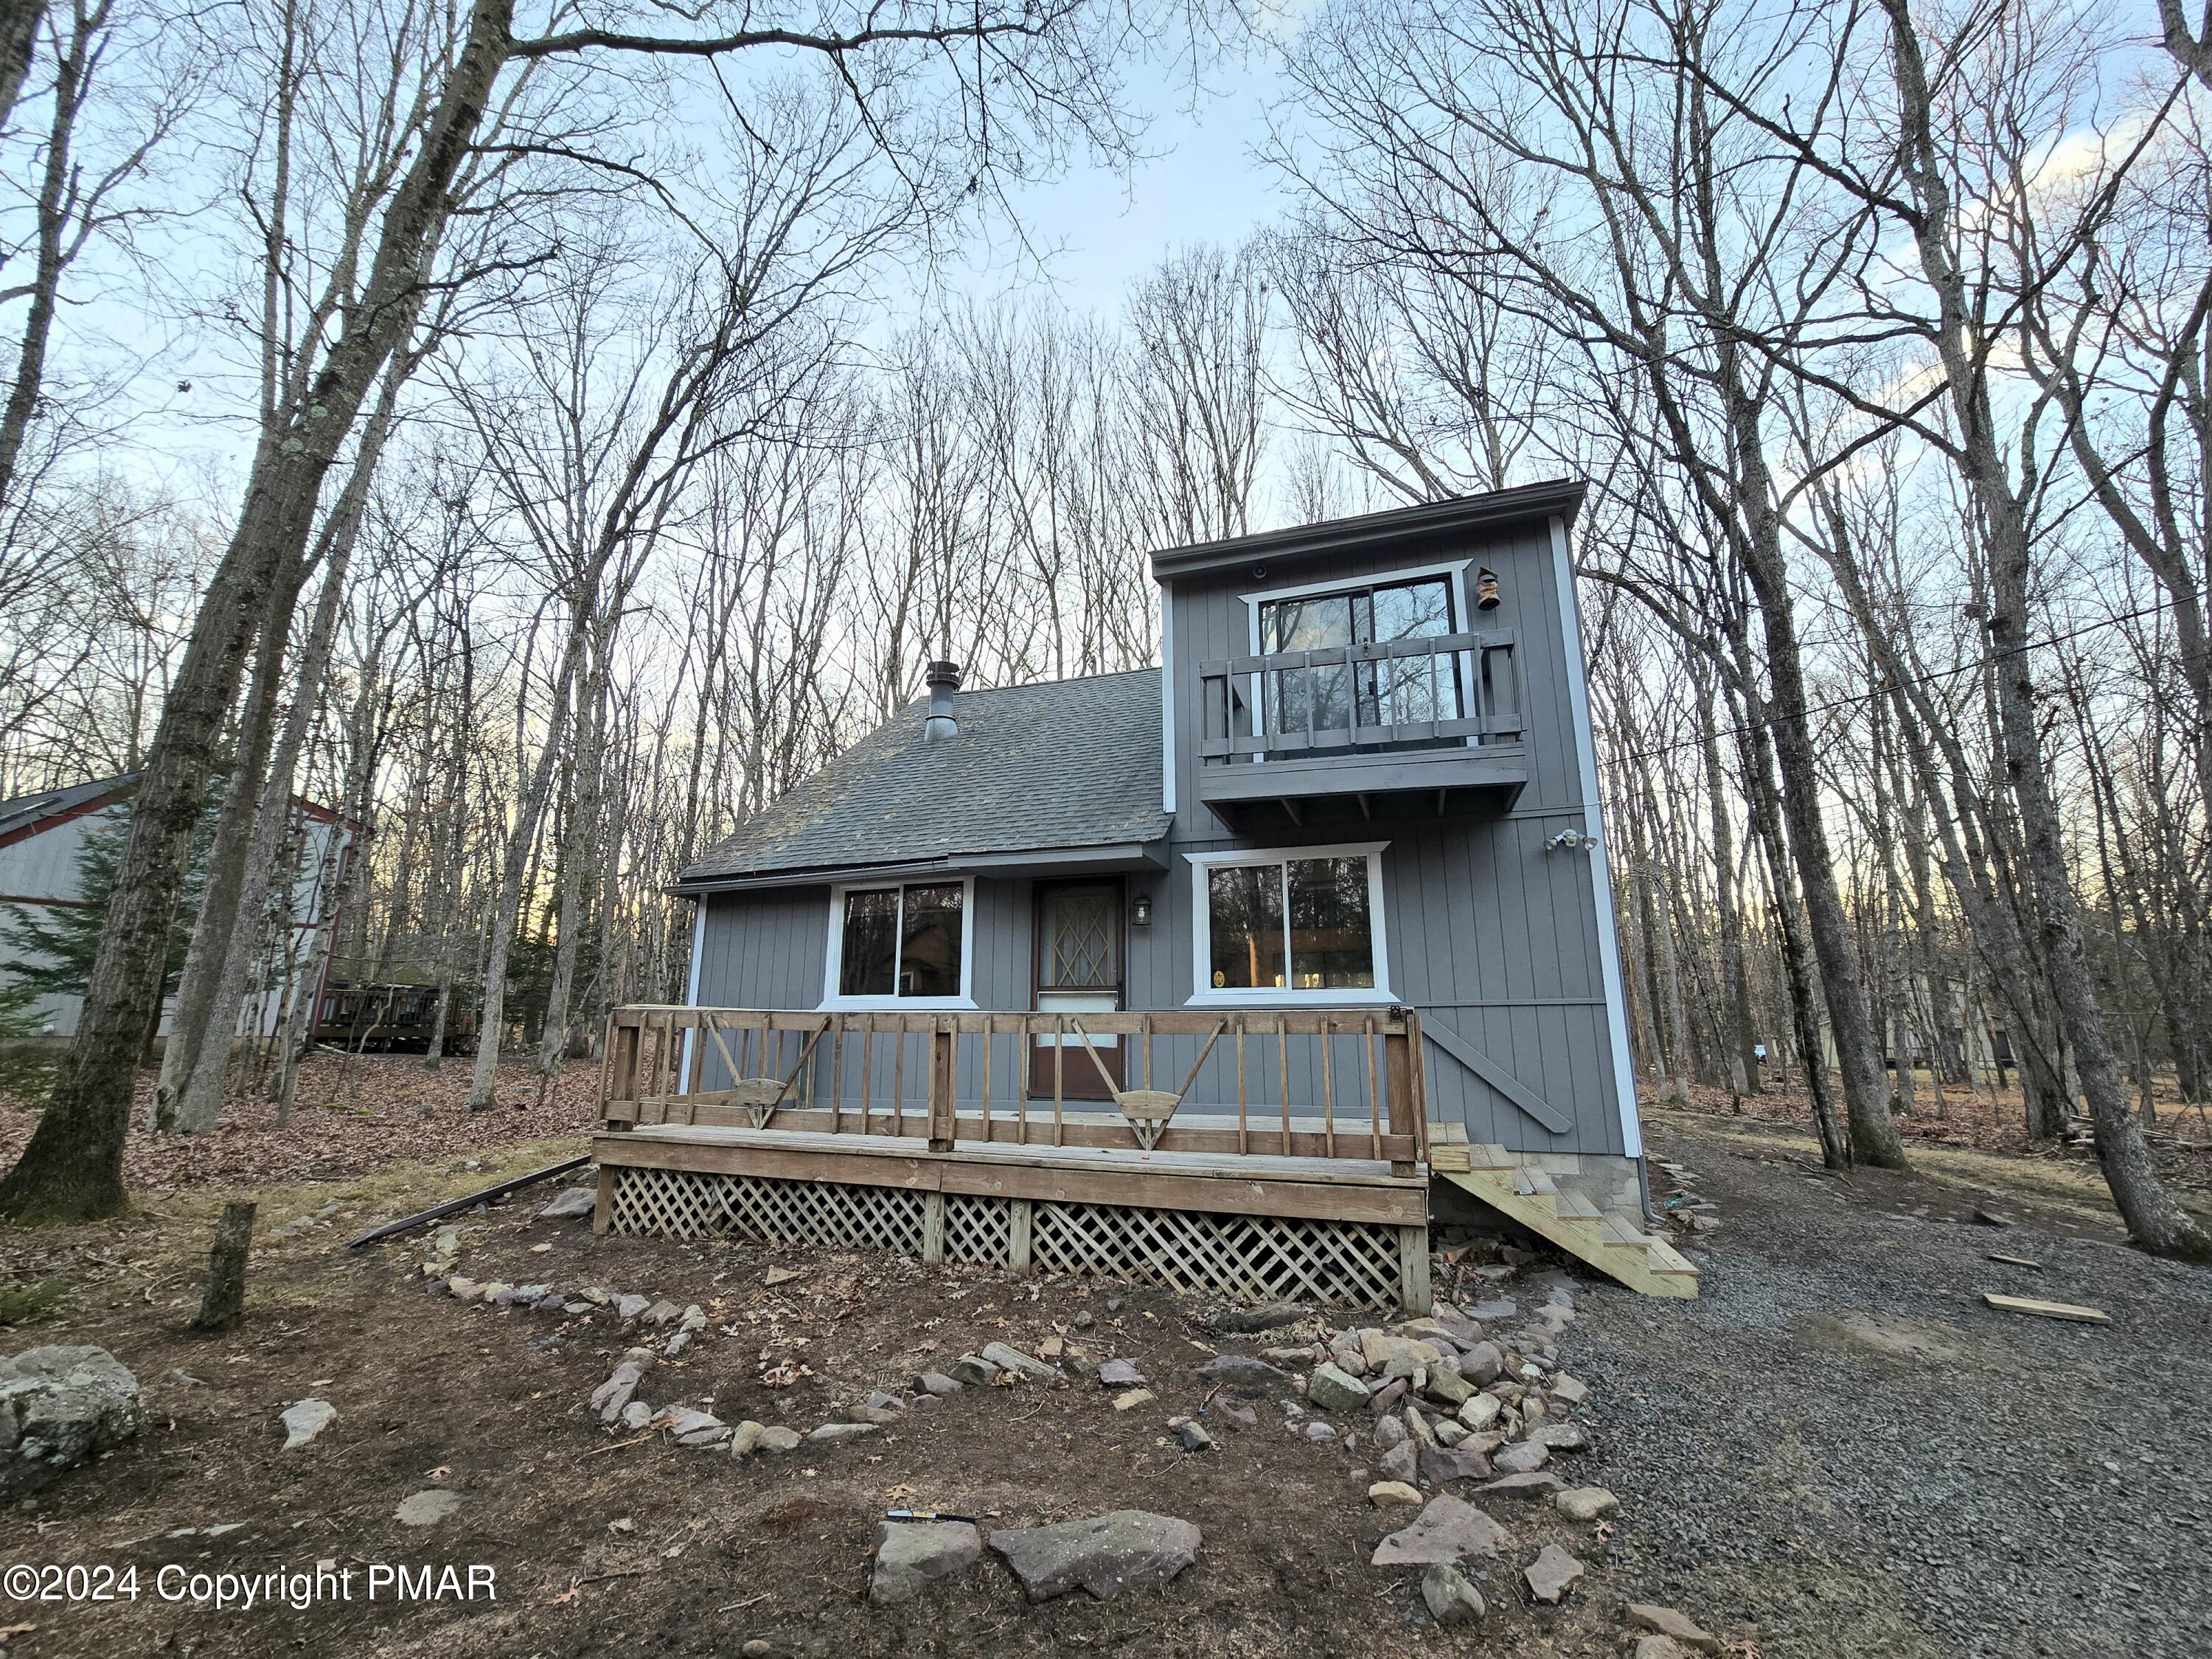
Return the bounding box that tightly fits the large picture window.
[1188,845,1391,1004]
[826,880,970,1004]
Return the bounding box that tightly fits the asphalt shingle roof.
[680,669,1169,886]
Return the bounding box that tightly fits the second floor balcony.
[1194,630,1529,824]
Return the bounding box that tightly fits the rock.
[729,1421,765,1456]
[679,1304,708,1332]
[1423,1368,1475,1409]
[1394,1315,1461,1346]
[1377,1440,1418,1484]
[1112,1388,1154,1411]
[1369,1480,1423,1506]
[1492,1439,1550,1474]
[577,1286,611,1306]
[445,1276,479,1299]
[1467,1299,1517,1322]
[1523,1543,1585,1604]
[591,1362,650,1423]
[1071,1308,1095,1329]
[1417,1444,1493,1484]
[1097,1358,1146,1388]
[1972,1206,2014,1228]
[395,1489,460,1526]
[478,1282,512,1304]
[1374,1414,1406,1451]
[1105,1296,1124,1312]
[1624,1603,1723,1652]
[1458,1393,1504,1432]
[1548,1374,1590,1408]
[1,1346,142,1493]
[662,1332,695,1360]
[1214,1402,1257,1431]
[1458,1341,1505,1385]
[807,1421,879,1444]
[563,1302,594,1315]
[1307,1363,1371,1413]
[538,1186,597,1220]
[1481,1471,1566,1500]
[167,1368,206,1388]
[981,1341,1057,1380]
[1402,1405,1437,1449]
[864,1390,907,1414]
[872,1519,983,1603]
[915,1371,962,1397]
[847,1404,903,1425]
[949,1354,1001,1388]
[1366,1377,1408,1416]
[1174,1420,1214,1452]
[613,1293,651,1321]
[279,1398,337,1451]
[640,1300,681,1327]
[1528,1420,1589,1453]
[1193,1354,1288,1393]
[754,1425,802,1454]
[1635,1639,1691,1659]
[1214,1300,1308,1333]
[1262,1343,1319,1366]
[1371,1495,1508,1565]
[619,1401,655,1432]
[1422,1561,1487,1626]
[1432,1419,1467,1448]
[1554,1486,1618,1522]
[987,1511,1201,1601]
[667,1409,729,1447]
[763,1265,799,1287]
[1328,1342,1369,1378]
[1359,1330,1444,1370]
[1302,1420,1337,1443]
[535,1293,568,1314]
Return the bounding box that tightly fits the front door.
[1031,880,1124,1099]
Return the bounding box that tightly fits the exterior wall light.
[1131,891,1153,926]
[1546,828,1602,855]
[1475,567,1502,610]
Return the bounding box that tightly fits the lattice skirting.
[604,1166,1409,1309]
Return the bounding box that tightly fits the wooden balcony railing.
[1197,630,1523,765]
[599,1006,1429,1174]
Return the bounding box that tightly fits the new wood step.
[1434,1164,1700,1301]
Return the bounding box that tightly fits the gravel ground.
[1562,1116,2212,1659]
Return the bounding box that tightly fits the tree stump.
[192,1200,256,1331]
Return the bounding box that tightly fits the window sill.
[816,995,979,1012]
[1182,989,1399,1009]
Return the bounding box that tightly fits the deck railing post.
[1384,1012,1418,1178]
[928,1017,956,1152]
[605,1015,640,1129]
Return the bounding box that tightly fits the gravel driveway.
[1565,1115,2212,1659]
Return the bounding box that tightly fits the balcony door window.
[1257,575,1461,740]
[1189,844,1393,1004]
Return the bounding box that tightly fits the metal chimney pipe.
[924,660,961,740]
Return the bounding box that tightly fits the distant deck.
[593,1006,1436,1311]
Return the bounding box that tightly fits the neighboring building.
[0,773,348,1043]
[670,481,1650,1219]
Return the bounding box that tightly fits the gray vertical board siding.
[1155,517,1628,1158]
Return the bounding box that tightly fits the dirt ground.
[3,1060,2211,1657]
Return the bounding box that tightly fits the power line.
[1603,589,2196,771]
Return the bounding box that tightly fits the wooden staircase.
[1428,1129,1700,1299]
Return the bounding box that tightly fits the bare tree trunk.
[1882,0,2211,1261]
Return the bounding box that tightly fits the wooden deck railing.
[599,1006,1429,1175]
[1197,630,1523,765]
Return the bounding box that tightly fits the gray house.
[655,480,1669,1282]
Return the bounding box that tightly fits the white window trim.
[818,876,979,1010]
[1183,841,1396,1007]
[1239,560,1478,761]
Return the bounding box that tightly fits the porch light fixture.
[1474,567,1501,610]
[1546,827,1601,855]
[1131,891,1153,927]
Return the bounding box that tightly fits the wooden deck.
[591,1004,1697,1305]
[594,1006,1436,1310]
